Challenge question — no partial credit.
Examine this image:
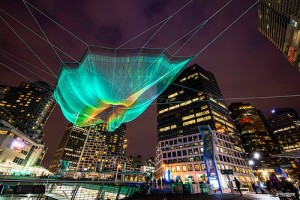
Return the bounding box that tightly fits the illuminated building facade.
[0,120,47,175]
[258,0,300,70]
[157,64,238,140]
[156,64,251,187]
[155,131,253,186]
[268,108,300,152]
[49,123,89,173]
[77,124,127,172]
[0,82,55,142]
[50,123,127,174]
[228,102,279,167]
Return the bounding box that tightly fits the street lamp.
[254,152,260,160]
[248,159,257,183]
[248,160,254,166]
[115,164,121,182]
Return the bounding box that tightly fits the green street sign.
[221,169,234,175]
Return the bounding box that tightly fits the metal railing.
[0,179,143,200]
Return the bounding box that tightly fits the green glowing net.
[54,47,193,131]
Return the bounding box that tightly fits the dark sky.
[1,0,300,168]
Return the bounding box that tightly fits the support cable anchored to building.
[190,0,259,60]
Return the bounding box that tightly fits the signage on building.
[164,169,171,182]
[220,169,234,175]
[199,125,222,192]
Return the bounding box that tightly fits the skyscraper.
[228,102,279,167]
[155,64,252,187]
[258,0,300,70]
[157,64,237,141]
[77,123,127,172]
[0,82,55,142]
[268,108,300,152]
[50,123,127,174]
[49,123,89,173]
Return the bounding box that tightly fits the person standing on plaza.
[234,177,242,196]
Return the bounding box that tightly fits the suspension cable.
[23,0,88,47]
[0,16,57,77]
[23,2,63,63]
[116,0,194,50]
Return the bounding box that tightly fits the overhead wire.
[0,51,55,86]
[0,48,54,77]
[151,93,300,105]
[0,9,115,88]
[155,0,259,100]
[116,0,194,50]
[23,0,88,47]
[123,0,234,99]
[23,1,63,63]
[2,0,288,107]
[0,16,57,78]
[119,0,195,96]
[0,62,54,93]
[193,1,259,58]
[0,9,80,64]
[170,0,234,56]
[139,0,234,76]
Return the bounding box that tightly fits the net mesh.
[54,47,193,131]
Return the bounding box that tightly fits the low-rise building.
[0,120,49,176]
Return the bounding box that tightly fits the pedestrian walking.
[251,182,258,194]
[234,177,242,196]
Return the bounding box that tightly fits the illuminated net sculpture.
[54,47,193,131]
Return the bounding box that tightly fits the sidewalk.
[243,192,280,200]
[125,192,281,200]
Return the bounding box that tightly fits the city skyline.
[1,0,300,168]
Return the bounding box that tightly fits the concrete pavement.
[243,192,279,200]
[125,192,281,200]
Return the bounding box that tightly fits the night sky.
[1,0,300,168]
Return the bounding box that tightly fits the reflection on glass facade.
[258,0,300,70]
[228,102,279,168]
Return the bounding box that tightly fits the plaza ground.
[125,192,281,200]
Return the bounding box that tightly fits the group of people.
[234,174,299,200]
[245,173,299,200]
[264,173,299,200]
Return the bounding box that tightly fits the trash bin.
[200,184,210,194]
[172,182,183,194]
[182,184,192,194]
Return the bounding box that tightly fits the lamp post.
[248,159,256,183]
[115,164,121,182]
[161,163,165,189]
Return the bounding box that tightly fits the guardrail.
[0,179,144,199]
